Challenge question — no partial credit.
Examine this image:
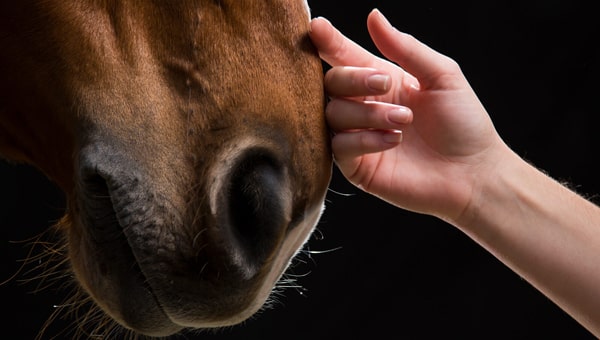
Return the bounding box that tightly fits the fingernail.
[383,130,403,144]
[388,107,411,124]
[367,74,390,92]
[372,8,393,29]
[313,16,331,25]
[372,8,400,33]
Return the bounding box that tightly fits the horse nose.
[216,148,292,279]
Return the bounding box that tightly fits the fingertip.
[388,106,413,125]
[369,9,388,26]
[309,16,336,57]
[366,73,391,93]
[311,16,332,26]
[324,66,391,97]
[382,130,403,144]
[311,14,386,69]
[309,16,332,38]
[368,8,397,33]
[367,10,460,89]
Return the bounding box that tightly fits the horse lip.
[77,163,182,335]
[79,172,124,243]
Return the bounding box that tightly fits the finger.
[332,130,403,159]
[326,98,413,132]
[367,9,464,90]
[310,16,423,103]
[324,66,392,98]
[310,17,383,68]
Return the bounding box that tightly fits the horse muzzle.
[71,135,323,336]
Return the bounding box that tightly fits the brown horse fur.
[0,0,331,337]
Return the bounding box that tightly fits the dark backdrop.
[2,1,598,339]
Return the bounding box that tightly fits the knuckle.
[358,131,376,151]
[366,108,382,127]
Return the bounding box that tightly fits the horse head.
[0,0,331,336]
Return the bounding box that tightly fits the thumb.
[367,9,465,90]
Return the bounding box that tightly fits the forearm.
[456,146,600,336]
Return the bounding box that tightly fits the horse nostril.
[223,149,290,277]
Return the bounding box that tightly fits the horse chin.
[67,221,177,336]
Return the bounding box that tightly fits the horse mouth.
[72,145,311,336]
[77,170,182,335]
[80,173,128,244]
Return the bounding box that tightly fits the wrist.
[449,142,525,231]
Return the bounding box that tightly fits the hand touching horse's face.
[0,0,331,336]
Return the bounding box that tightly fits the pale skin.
[309,9,600,336]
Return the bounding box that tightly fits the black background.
[2,1,599,339]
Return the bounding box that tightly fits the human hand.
[310,9,510,222]
[311,11,600,336]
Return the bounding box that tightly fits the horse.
[0,0,332,337]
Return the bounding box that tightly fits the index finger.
[309,17,384,69]
[310,16,421,96]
